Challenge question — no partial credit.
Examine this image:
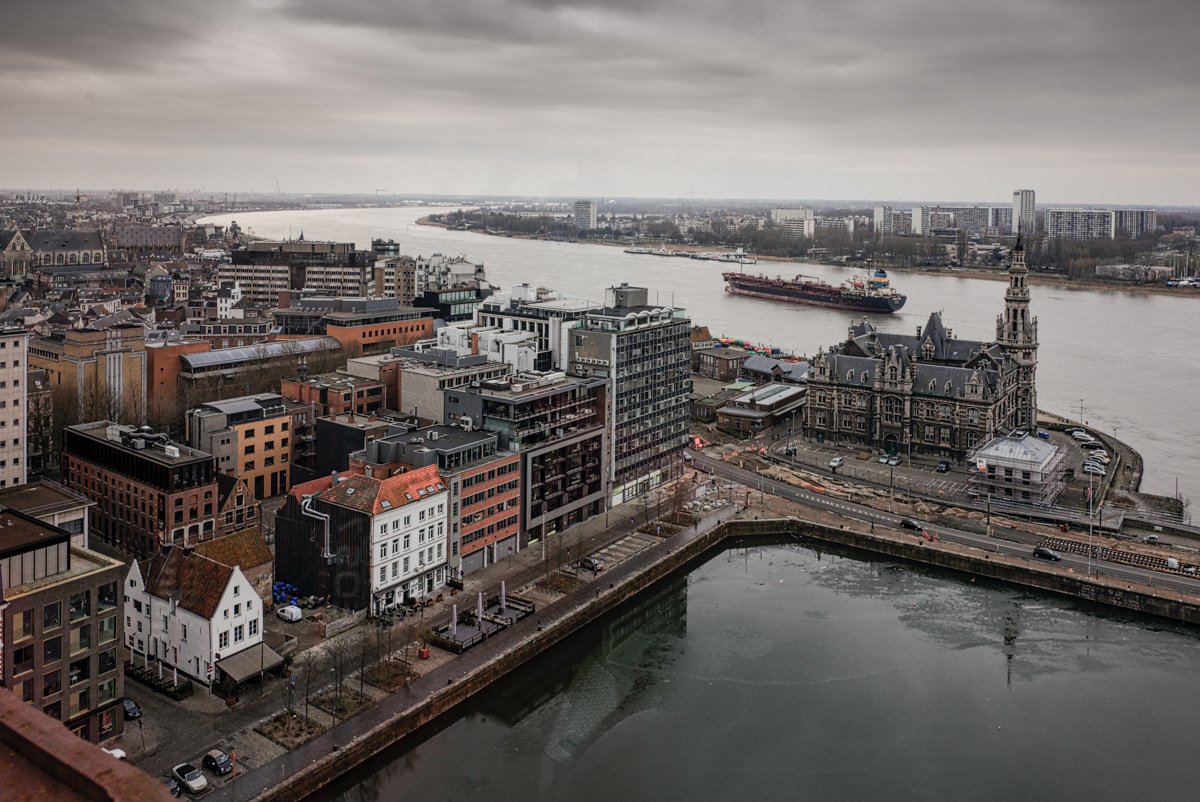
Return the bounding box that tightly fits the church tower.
[996,236,1038,429]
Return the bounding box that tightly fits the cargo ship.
[722,267,906,313]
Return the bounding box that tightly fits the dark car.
[122,697,142,720]
[1033,546,1062,561]
[203,748,233,776]
[900,518,923,531]
[159,775,182,798]
[936,460,950,473]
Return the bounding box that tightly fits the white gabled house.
[124,544,282,687]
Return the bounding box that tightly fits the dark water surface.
[315,539,1200,801]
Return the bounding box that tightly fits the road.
[691,450,1200,597]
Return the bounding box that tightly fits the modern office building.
[568,284,691,504]
[0,508,126,743]
[444,371,608,544]
[186,393,294,498]
[1012,189,1036,237]
[62,422,219,558]
[473,285,598,372]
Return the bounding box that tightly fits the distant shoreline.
[415,215,1197,298]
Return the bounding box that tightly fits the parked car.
[171,763,208,794]
[886,455,901,466]
[1033,546,1062,561]
[936,460,951,473]
[101,747,127,760]
[277,604,303,622]
[1087,453,1111,465]
[1064,428,1083,436]
[203,748,233,776]
[159,775,182,798]
[878,455,890,464]
[1080,441,1105,451]
[1072,431,1094,441]
[828,457,844,470]
[1037,431,1050,440]
[580,556,604,573]
[1082,463,1106,476]
[900,518,923,531]
[121,697,141,720]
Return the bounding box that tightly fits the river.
[310,538,1200,801]
[198,206,1198,507]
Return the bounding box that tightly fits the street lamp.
[889,466,894,514]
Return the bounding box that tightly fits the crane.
[74,189,90,229]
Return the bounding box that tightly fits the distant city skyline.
[1,0,1196,206]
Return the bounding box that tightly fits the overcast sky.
[2,0,1196,206]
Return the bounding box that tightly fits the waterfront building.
[803,240,1037,458]
[274,463,450,612]
[1045,209,1115,240]
[186,393,293,499]
[966,431,1067,506]
[62,421,219,558]
[771,208,816,239]
[873,207,912,237]
[910,205,998,236]
[568,284,691,504]
[716,383,805,434]
[574,200,597,231]
[1113,208,1158,239]
[696,346,751,381]
[1013,189,1036,237]
[414,253,487,297]
[28,326,146,426]
[0,507,126,743]
[124,545,279,688]
[444,371,607,544]
[350,424,520,578]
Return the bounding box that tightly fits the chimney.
[331,470,339,485]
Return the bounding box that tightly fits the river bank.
[220,488,1200,802]
[415,213,1196,299]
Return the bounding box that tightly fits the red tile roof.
[288,468,363,500]
[319,464,445,515]
[194,529,272,571]
[139,547,235,620]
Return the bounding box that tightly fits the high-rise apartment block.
[1013,189,1036,237]
[574,200,597,231]
[569,284,690,504]
[771,208,816,239]
[1045,207,1157,240]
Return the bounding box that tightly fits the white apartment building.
[771,208,816,239]
[574,199,597,231]
[217,262,290,306]
[1046,209,1117,240]
[1013,189,1036,237]
[125,546,276,687]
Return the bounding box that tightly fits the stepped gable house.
[803,239,1038,459]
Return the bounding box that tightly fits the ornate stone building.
[803,240,1038,459]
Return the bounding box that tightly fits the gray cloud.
[0,0,1196,204]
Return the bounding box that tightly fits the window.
[98,677,117,705]
[13,644,34,674]
[379,565,387,583]
[162,614,169,632]
[234,624,244,643]
[98,648,117,675]
[69,590,90,622]
[70,625,91,655]
[98,616,116,644]
[219,630,229,649]
[98,582,117,612]
[69,688,90,717]
[12,609,32,640]
[249,619,258,637]
[234,604,241,616]
[69,657,89,686]
[43,636,62,664]
[43,669,61,697]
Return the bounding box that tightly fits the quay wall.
[263,516,1200,802]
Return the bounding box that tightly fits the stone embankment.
[233,507,1200,802]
